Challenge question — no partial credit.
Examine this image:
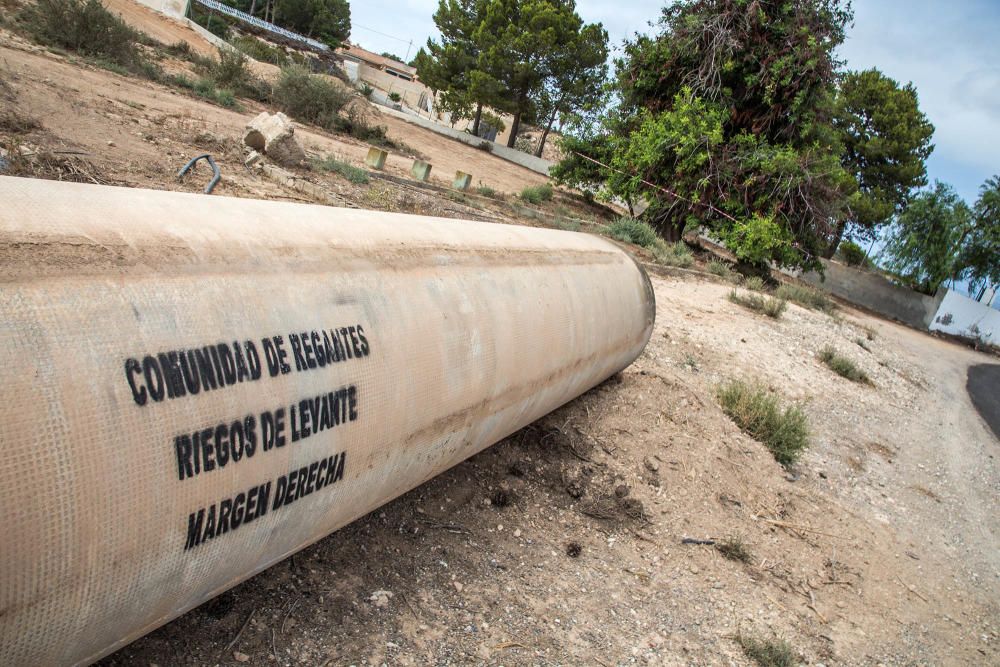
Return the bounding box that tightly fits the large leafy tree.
[553,0,856,270]
[531,21,608,157]
[474,0,585,148]
[827,68,935,256]
[884,181,973,295]
[963,175,1000,298]
[414,0,491,134]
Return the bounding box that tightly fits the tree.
[553,0,855,270]
[884,181,973,295]
[826,68,935,256]
[415,0,491,134]
[532,21,608,157]
[962,175,1000,298]
[475,0,584,148]
[271,0,350,48]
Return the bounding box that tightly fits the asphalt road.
[967,364,1000,440]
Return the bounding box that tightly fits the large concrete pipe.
[0,175,654,665]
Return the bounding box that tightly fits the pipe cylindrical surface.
[0,176,654,665]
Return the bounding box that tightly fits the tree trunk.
[506,110,522,149]
[534,100,561,158]
[471,103,483,137]
[249,0,257,16]
[824,220,847,258]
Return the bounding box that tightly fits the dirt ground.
[2,14,999,666]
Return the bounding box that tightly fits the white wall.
[929,288,1000,344]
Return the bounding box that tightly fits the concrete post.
[410,160,432,182]
[453,171,472,191]
[365,147,387,170]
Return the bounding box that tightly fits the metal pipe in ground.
[0,175,655,665]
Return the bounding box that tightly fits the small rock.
[453,581,464,592]
[643,456,659,473]
[106,141,115,147]
[369,590,393,607]
[233,651,250,662]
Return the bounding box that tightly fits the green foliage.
[707,259,734,281]
[737,632,797,667]
[716,536,753,564]
[554,218,580,232]
[728,290,787,319]
[838,240,868,266]
[519,183,554,205]
[818,346,871,384]
[743,276,766,292]
[192,78,239,108]
[830,68,935,254]
[18,0,160,79]
[962,175,1000,296]
[716,379,809,466]
[272,65,351,128]
[475,184,499,198]
[607,217,659,249]
[360,83,373,99]
[230,34,289,66]
[885,181,973,294]
[653,241,694,268]
[388,91,401,103]
[313,156,369,184]
[774,284,836,313]
[721,214,797,268]
[189,4,231,40]
[553,0,858,270]
[474,0,598,147]
[273,0,350,49]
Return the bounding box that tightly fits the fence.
[191,0,329,51]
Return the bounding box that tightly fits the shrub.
[192,78,238,108]
[520,183,554,205]
[854,337,871,352]
[189,6,230,40]
[652,241,694,268]
[743,275,766,292]
[729,290,787,318]
[19,0,160,78]
[230,34,287,66]
[607,216,660,249]
[555,218,581,232]
[716,379,809,465]
[360,83,373,99]
[388,91,401,102]
[707,259,735,280]
[198,48,268,101]
[312,156,369,184]
[716,536,753,563]
[818,346,871,384]
[272,65,351,128]
[774,283,835,313]
[476,184,499,198]
[838,240,867,266]
[737,632,797,667]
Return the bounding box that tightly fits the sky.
[347,0,1000,205]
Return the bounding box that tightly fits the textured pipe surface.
[0,176,654,665]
